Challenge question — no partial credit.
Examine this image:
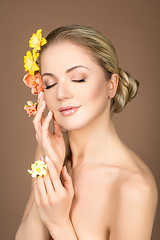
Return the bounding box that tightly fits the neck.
[67,112,121,169]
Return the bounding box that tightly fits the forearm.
[49,219,78,240]
[15,200,50,240]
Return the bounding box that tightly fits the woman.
[16,25,158,240]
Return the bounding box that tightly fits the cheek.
[44,91,56,111]
[82,80,108,104]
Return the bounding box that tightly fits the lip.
[58,105,80,112]
[59,106,81,116]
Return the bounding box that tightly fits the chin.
[57,116,95,132]
[61,123,86,132]
[54,108,100,131]
[54,116,85,130]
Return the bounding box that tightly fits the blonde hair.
[41,25,139,114]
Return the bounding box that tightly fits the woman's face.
[40,42,112,131]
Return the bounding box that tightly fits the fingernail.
[64,166,67,172]
[45,156,50,162]
[48,110,52,116]
[40,156,45,161]
[38,91,43,99]
[41,100,45,105]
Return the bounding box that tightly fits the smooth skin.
[16,42,158,240]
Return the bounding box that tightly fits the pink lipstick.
[59,106,80,116]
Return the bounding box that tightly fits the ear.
[108,73,119,98]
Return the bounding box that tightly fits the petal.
[27,101,33,106]
[28,62,39,76]
[23,73,36,88]
[24,58,33,71]
[29,35,40,48]
[29,71,44,94]
[29,37,40,49]
[34,71,42,79]
[26,51,33,58]
[31,86,38,95]
[29,29,42,50]
[36,29,42,41]
[32,171,37,178]
[41,37,47,46]
[24,51,38,74]
[33,48,39,61]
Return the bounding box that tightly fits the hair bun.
[111,67,139,113]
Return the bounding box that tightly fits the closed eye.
[45,83,57,89]
[72,79,85,82]
[45,79,85,89]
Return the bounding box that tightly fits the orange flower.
[23,71,44,95]
[24,101,37,117]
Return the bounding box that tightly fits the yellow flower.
[33,48,39,61]
[29,29,47,50]
[27,160,48,178]
[24,51,39,75]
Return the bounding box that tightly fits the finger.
[33,100,46,133]
[40,156,45,161]
[35,177,47,203]
[34,91,45,129]
[37,91,44,111]
[43,173,57,200]
[34,179,41,206]
[37,92,45,125]
[53,118,63,138]
[37,96,45,125]
[41,110,53,141]
[61,166,74,194]
[45,156,64,194]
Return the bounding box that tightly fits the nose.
[56,80,73,101]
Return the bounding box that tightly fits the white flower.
[27,160,48,178]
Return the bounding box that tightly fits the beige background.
[0,0,159,239]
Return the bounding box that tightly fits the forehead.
[40,42,97,73]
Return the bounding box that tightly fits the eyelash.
[45,83,56,89]
[73,79,85,83]
[45,79,85,89]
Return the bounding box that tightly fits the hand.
[33,92,66,173]
[34,156,74,232]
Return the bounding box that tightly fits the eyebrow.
[42,65,89,78]
[66,65,89,73]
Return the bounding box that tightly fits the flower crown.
[23,29,47,117]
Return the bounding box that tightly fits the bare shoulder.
[110,145,158,206]
[117,148,158,204]
[118,170,158,206]
[108,166,158,240]
[110,156,159,225]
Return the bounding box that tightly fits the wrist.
[48,219,78,240]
